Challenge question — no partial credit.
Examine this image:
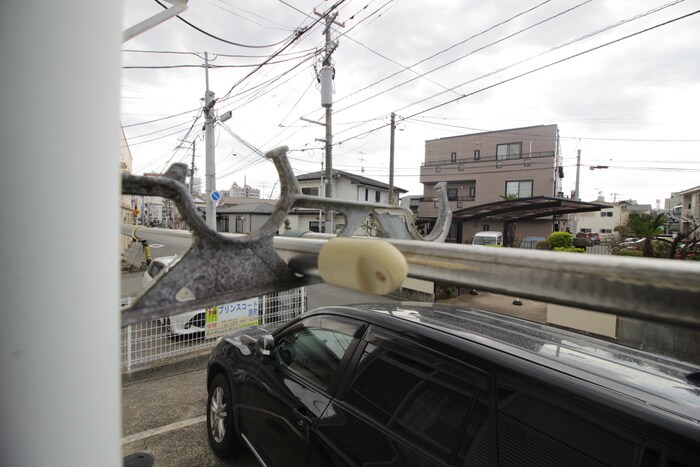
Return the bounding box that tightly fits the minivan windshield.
[473,235,499,245]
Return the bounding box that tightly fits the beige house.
[677,185,700,238]
[572,200,652,238]
[291,169,407,233]
[418,125,565,243]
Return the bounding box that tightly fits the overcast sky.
[121,0,700,207]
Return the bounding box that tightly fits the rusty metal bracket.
[121,146,452,325]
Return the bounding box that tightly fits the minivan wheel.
[207,373,239,458]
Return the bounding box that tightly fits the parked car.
[519,236,545,249]
[588,232,601,245]
[143,255,206,336]
[620,238,646,250]
[573,232,592,247]
[472,231,503,245]
[206,304,700,466]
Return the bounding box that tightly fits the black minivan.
[206,304,700,466]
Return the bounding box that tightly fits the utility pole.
[179,138,197,194]
[572,148,581,234]
[389,112,396,205]
[190,139,196,194]
[203,52,217,230]
[316,8,343,233]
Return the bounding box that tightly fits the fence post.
[262,295,267,326]
[126,325,133,373]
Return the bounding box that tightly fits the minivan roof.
[305,304,700,423]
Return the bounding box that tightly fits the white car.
[143,255,206,336]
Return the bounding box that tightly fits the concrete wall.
[546,305,618,339]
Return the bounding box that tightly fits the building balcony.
[422,150,555,167]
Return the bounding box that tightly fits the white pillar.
[0,2,122,465]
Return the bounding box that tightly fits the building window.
[301,187,319,196]
[235,216,244,233]
[365,188,369,201]
[309,221,320,233]
[474,149,480,160]
[496,161,503,169]
[447,188,458,201]
[524,158,531,167]
[483,224,490,231]
[505,180,533,198]
[601,211,613,217]
[375,191,381,203]
[469,186,476,198]
[450,152,457,162]
[496,142,522,160]
[601,229,612,233]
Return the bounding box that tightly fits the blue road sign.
[211,191,221,202]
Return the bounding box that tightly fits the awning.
[452,196,609,223]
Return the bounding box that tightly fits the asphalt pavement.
[122,358,259,466]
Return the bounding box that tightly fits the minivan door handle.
[294,406,313,427]
[294,406,315,442]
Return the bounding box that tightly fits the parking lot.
[122,356,259,466]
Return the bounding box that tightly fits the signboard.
[210,191,221,202]
[205,297,260,339]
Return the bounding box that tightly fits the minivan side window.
[273,316,362,391]
[343,328,491,463]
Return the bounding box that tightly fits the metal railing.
[423,150,555,166]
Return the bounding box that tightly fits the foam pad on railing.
[318,238,408,295]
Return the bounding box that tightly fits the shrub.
[553,247,585,253]
[612,249,643,257]
[536,240,550,250]
[548,232,573,249]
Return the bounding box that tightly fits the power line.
[391,0,688,115]
[326,0,558,116]
[154,0,297,48]
[219,1,348,101]
[122,47,318,59]
[122,118,198,141]
[335,8,700,146]
[203,0,295,31]
[122,108,200,128]
[122,51,318,69]
[332,0,594,116]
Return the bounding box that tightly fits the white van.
[472,231,503,246]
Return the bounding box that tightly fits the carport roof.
[452,196,609,223]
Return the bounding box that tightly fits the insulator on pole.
[320,67,333,107]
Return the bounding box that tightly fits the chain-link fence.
[121,287,307,373]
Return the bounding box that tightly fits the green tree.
[626,212,666,257]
